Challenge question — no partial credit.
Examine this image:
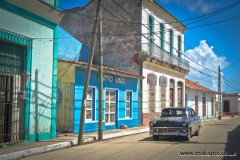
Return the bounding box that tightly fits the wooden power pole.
[78,0,102,145]
[218,66,222,120]
[98,5,103,140]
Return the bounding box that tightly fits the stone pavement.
[0,116,233,160]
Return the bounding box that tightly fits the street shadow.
[205,124,228,125]
[32,69,53,141]
[223,125,240,160]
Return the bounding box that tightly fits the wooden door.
[202,97,206,117]
[195,96,198,116]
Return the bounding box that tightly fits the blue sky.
[59,0,240,93]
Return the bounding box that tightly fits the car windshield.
[161,109,187,118]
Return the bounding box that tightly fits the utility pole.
[218,66,222,120]
[78,0,102,145]
[98,4,103,140]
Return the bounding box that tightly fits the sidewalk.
[0,117,233,160]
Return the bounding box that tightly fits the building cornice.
[143,0,186,33]
[6,0,64,24]
[141,55,189,75]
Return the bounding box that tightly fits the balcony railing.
[142,43,190,70]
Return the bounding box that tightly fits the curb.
[0,128,149,160]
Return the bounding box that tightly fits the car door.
[191,109,200,132]
[187,109,195,133]
[188,109,196,133]
[192,109,201,129]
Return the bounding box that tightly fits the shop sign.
[102,75,126,84]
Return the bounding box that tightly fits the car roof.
[163,107,193,110]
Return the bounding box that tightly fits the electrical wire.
[109,0,218,74]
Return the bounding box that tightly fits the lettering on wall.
[98,74,126,84]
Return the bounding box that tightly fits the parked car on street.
[149,107,201,141]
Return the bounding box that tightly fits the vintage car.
[149,107,201,141]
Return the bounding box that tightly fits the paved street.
[23,117,240,160]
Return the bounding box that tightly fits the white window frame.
[86,87,93,121]
[105,90,116,125]
[126,91,131,118]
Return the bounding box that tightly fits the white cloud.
[187,0,217,13]
[185,40,229,91]
[158,0,219,13]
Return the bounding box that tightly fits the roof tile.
[185,79,217,93]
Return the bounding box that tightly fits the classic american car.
[149,107,201,141]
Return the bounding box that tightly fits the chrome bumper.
[149,127,189,137]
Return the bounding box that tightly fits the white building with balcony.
[140,0,189,125]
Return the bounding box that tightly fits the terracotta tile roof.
[58,59,145,79]
[185,79,217,93]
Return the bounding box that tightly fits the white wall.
[185,88,216,118]
[142,62,185,114]
[141,2,184,54]
[222,95,240,114]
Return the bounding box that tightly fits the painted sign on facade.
[101,74,126,84]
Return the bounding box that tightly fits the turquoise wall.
[41,0,59,9]
[0,0,58,141]
[74,67,139,134]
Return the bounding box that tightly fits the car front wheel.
[153,135,159,140]
[186,128,191,141]
[195,127,200,136]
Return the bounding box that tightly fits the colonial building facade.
[0,0,63,146]
[57,59,144,133]
[185,79,217,119]
[60,0,189,126]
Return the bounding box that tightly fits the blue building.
[58,59,144,133]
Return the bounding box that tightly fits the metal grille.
[157,127,186,133]
[0,39,29,146]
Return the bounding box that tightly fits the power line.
[185,14,240,30]
[165,1,240,31]
[98,1,219,79]
[220,76,240,92]
[58,33,92,81]
[221,59,240,71]
[56,0,238,92]
[172,33,218,69]
[162,0,240,24]
[109,0,218,74]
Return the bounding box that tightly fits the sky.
[59,0,240,93]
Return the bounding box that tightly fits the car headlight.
[181,122,187,127]
[149,122,154,127]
